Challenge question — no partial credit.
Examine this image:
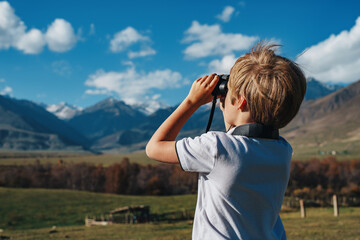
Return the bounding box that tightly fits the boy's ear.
[237,97,248,111]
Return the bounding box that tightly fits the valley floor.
[2,208,360,240]
[0,188,359,240]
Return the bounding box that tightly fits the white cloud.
[151,94,161,100]
[110,27,149,52]
[0,78,12,96]
[1,86,12,96]
[0,2,77,54]
[128,47,156,59]
[297,16,360,83]
[85,67,183,104]
[121,60,135,68]
[0,1,27,50]
[109,27,156,59]
[216,6,235,22]
[183,21,258,59]
[85,89,109,95]
[45,19,77,52]
[208,54,237,74]
[16,28,45,54]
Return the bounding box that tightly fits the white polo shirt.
[176,126,292,240]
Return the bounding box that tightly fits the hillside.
[281,80,360,158]
[0,96,90,150]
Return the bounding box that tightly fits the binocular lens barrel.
[212,74,229,96]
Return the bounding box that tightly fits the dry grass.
[1,188,359,240]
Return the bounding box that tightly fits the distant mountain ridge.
[0,95,90,150]
[0,79,359,156]
[67,97,146,142]
[305,78,343,100]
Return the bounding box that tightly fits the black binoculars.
[212,74,229,96]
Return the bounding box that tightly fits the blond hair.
[229,42,306,129]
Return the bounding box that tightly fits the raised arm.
[146,74,219,164]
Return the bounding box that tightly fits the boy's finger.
[199,75,209,84]
[209,73,216,80]
[210,75,219,85]
[195,77,203,84]
[207,75,219,89]
[203,73,216,85]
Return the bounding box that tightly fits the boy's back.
[146,42,306,239]
[176,126,291,239]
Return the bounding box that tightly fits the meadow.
[1,188,360,240]
[0,188,197,230]
[1,150,359,239]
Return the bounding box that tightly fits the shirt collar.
[227,123,279,140]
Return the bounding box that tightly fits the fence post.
[333,194,339,217]
[300,199,306,218]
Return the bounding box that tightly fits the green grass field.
[0,188,196,230]
[1,188,360,240]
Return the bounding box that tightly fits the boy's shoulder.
[176,128,291,173]
[180,127,291,157]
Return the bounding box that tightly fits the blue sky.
[0,0,359,109]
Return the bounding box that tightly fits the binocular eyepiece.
[211,74,229,96]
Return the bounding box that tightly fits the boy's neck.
[233,113,254,128]
[225,118,254,131]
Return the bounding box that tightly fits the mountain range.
[0,78,358,157]
[0,95,90,150]
[281,79,360,158]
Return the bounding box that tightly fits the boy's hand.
[186,73,219,106]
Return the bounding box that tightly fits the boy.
[146,42,306,239]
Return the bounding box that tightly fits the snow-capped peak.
[129,100,169,115]
[46,102,82,120]
[305,77,343,100]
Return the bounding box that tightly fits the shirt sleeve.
[175,132,218,173]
